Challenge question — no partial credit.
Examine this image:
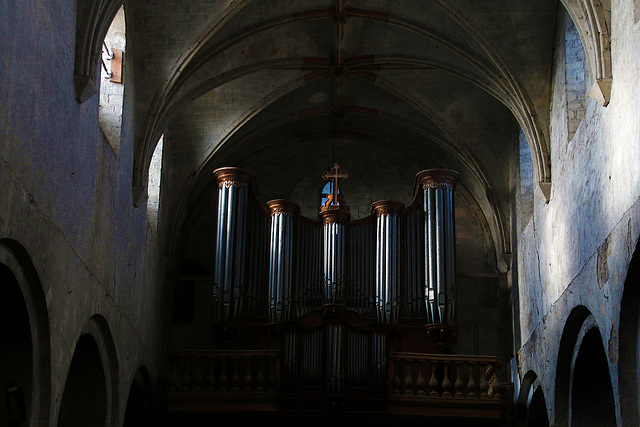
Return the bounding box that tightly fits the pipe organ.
[212,165,459,400]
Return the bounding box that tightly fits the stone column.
[417,169,458,326]
[371,200,404,323]
[212,167,255,322]
[266,199,299,323]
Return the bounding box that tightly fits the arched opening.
[99,5,126,156]
[619,239,640,425]
[554,305,591,426]
[57,315,119,426]
[516,371,549,427]
[123,366,154,427]
[147,134,164,230]
[528,387,550,427]
[0,264,32,426]
[562,7,586,141]
[0,239,51,426]
[320,180,338,212]
[58,334,108,426]
[571,327,616,426]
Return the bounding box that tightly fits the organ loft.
[166,164,508,421]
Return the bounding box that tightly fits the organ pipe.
[417,169,458,325]
[371,201,404,323]
[320,209,349,305]
[212,167,255,322]
[267,200,299,323]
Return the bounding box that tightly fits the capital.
[266,199,300,216]
[213,167,256,189]
[370,200,405,217]
[416,169,458,191]
[320,208,350,225]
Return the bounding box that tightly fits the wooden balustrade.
[166,350,280,395]
[388,353,504,400]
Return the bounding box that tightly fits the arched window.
[147,135,164,229]
[519,129,534,228]
[99,6,125,156]
[563,9,586,141]
[320,180,339,212]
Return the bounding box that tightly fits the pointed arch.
[58,314,120,426]
[123,365,154,426]
[560,0,612,106]
[517,371,550,426]
[74,0,124,102]
[555,306,617,426]
[0,238,51,426]
[619,238,640,425]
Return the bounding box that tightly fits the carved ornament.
[416,169,458,191]
[370,200,405,217]
[320,208,350,225]
[266,199,300,216]
[213,167,255,189]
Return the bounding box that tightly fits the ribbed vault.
[109,0,612,272]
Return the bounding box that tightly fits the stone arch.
[570,325,616,425]
[74,0,124,103]
[0,238,51,426]
[516,371,550,426]
[619,239,640,425]
[560,0,612,106]
[123,365,154,427]
[58,314,120,426]
[555,306,616,426]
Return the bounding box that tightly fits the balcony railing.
[164,349,509,419]
[166,350,280,396]
[388,352,504,399]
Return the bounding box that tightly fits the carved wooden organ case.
[211,166,459,400]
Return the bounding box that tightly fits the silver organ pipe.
[326,323,343,397]
[417,169,458,325]
[372,201,404,323]
[401,205,425,319]
[320,209,349,305]
[266,200,299,323]
[212,167,459,325]
[212,167,255,322]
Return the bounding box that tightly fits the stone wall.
[515,0,640,423]
[0,0,165,424]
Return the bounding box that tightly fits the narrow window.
[564,10,586,141]
[147,135,164,229]
[320,181,339,212]
[519,130,534,229]
[99,6,125,156]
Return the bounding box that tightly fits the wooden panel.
[109,48,123,83]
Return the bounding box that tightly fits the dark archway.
[0,263,32,426]
[516,371,549,427]
[554,305,591,426]
[571,327,616,426]
[619,239,640,425]
[0,239,51,426]
[123,366,154,427]
[58,315,119,426]
[58,334,108,426]
[528,387,550,427]
[555,306,616,426]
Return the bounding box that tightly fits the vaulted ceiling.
[123,0,564,270]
